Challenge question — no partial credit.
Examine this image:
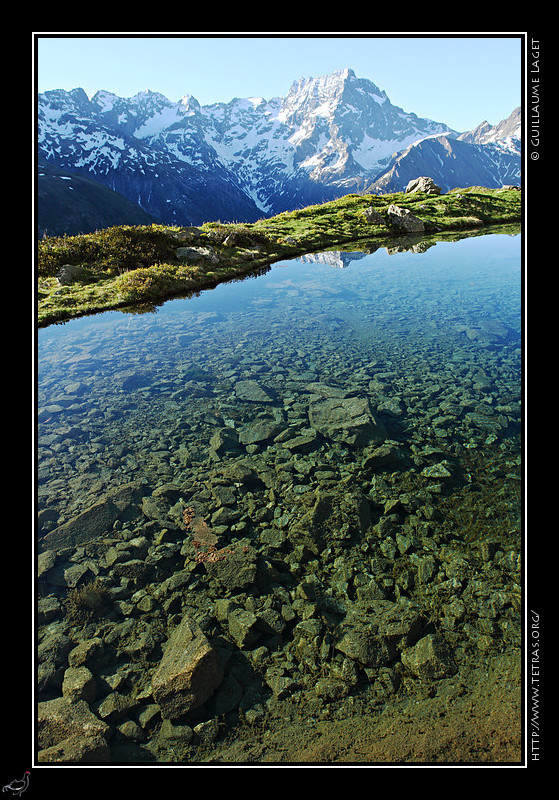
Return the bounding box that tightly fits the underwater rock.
[308,394,386,447]
[61,666,96,704]
[41,498,120,552]
[362,442,405,471]
[209,427,242,457]
[235,379,276,403]
[151,614,223,719]
[120,371,153,391]
[38,731,110,763]
[420,461,454,479]
[226,607,261,649]
[335,623,397,668]
[334,601,424,668]
[41,482,145,552]
[37,697,111,761]
[238,419,284,445]
[401,633,457,680]
[288,490,333,554]
[204,540,258,591]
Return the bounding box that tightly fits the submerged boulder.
[401,633,457,680]
[334,600,425,668]
[151,615,223,719]
[308,391,386,447]
[235,379,276,403]
[37,697,111,763]
[40,482,145,552]
[41,497,120,552]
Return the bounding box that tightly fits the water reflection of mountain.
[298,240,442,269]
[299,242,436,268]
[298,250,366,269]
[298,224,521,269]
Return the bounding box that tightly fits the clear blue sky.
[35,33,523,132]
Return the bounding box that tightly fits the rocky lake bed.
[36,229,522,764]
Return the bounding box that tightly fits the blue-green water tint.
[37,231,521,534]
[36,230,522,762]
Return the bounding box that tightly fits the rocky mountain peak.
[37,70,520,233]
[180,94,201,113]
[457,107,521,146]
[282,68,386,122]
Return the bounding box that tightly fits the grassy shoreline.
[37,187,521,327]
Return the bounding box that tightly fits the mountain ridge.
[37,159,156,237]
[37,70,520,234]
[366,129,521,195]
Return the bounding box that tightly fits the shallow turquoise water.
[36,228,523,763]
[37,230,521,535]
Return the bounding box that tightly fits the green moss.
[37,188,521,326]
[38,224,181,279]
[115,263,188,303]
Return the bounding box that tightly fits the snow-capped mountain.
[457,106,521,148]
[38,88,264,226]
[37,70,520,232]
[366,121,521,195]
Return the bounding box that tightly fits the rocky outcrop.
[175,245,219,264]
[386,204,425,233]
[362,206,386,225]
[56,264,91,285]
[405,176,442,195]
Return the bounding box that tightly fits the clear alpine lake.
[36,227,523,763]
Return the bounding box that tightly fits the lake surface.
[37,231,522,522]
[36,229,523,763]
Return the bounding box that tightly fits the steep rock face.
[278,69,453,183]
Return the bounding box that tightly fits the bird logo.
[2,773,30,797]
